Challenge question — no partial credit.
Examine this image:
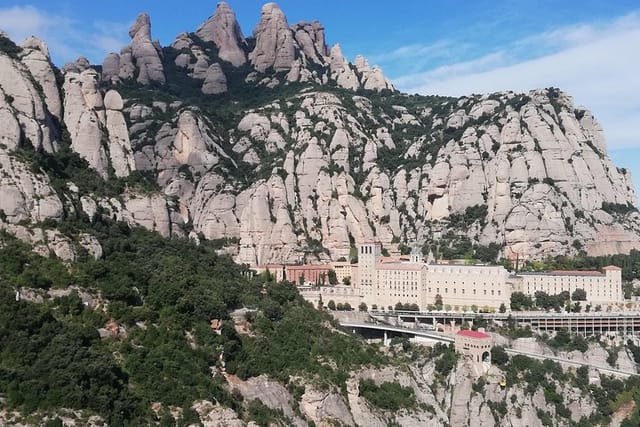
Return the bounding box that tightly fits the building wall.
[372,265,426,309]
[286,265,332,285]
[422,265,510,310]
[254,265,286,282]
[332,261,353,284]
[359,242,381,302]
[300,243,624,312]
[454,334,492,363]
[513,267,623,304]
[299,285,363,309]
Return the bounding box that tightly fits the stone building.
[511,266,623,305]
[423,264,510,310]
[454,329,492,363]
[296,242,624,312]
[285,264,332,285]
[332,261,354,284]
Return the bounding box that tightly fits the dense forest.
[0,221,385,425]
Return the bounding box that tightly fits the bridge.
[339,320,454,345]
[339,316,638,378]
[369,310,640,338]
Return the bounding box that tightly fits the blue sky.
[0,1,638,199]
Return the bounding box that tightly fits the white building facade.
[300,242,625,311]
[511,266,623,305]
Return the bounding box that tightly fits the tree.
[491,345,509,367]
[327,300,336,310]
[571,288,587,301]
[336,303,344,311]
[510,292,533,311]
[298,273,305,287]
[435,294,443,309]
[395,302,404,311]
[317,295,323,310]
[342,276,351,286]
[327,269,338,285]
[359,302,368,312]
[343,303,352,311]
[499,303,507,313]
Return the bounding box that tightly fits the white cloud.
[0,5,129,65]
[392,12,640,150]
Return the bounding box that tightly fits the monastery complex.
[258,242,623,311]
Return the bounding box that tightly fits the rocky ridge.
[0,3,638,266]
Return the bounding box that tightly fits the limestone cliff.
[0,3,638,266]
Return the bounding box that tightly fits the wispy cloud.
[391,11,640,151]
[0,5,129,65]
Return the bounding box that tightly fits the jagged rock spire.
[249,3,295,73]
[127,13,165,85]
[195,2,247,67]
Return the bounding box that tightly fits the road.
[339,320,454,343]
[340,319,638,378]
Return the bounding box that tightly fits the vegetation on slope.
[0,221,384,424]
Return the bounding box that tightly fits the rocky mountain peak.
[195,1,247,67]
[292,21,329,63]
[20,36,50,58]
[129,12,152,39]
[249,2,296,73]
[122,12,165,85]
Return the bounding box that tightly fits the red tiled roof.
[457,330,491,339]
[602,265,622,271]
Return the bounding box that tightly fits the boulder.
[102,52,121,82]
[202,63,227,94]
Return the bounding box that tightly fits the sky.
[0,1,638,198]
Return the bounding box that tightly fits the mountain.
[2,3,640,426]
[0,2,638,268]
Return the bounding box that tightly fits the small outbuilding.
[454,329,493,363]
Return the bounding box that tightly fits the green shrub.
[358,379,416,411]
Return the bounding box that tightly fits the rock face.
[127,13,165,85]
[62,69,110,177]
[102,52,121,83]
[20,37,62,121]
[195,1,247,67]
[102,3,394,93]
[202,63,227,94]
[354,55,394,92]
[249,3,296,73]
[104,90,136,177]
[1,9,639,267]
[0,49,57,153]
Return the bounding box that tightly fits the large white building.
[511,266,623,305]
[354,242,623,310]
[300,242,624,311]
